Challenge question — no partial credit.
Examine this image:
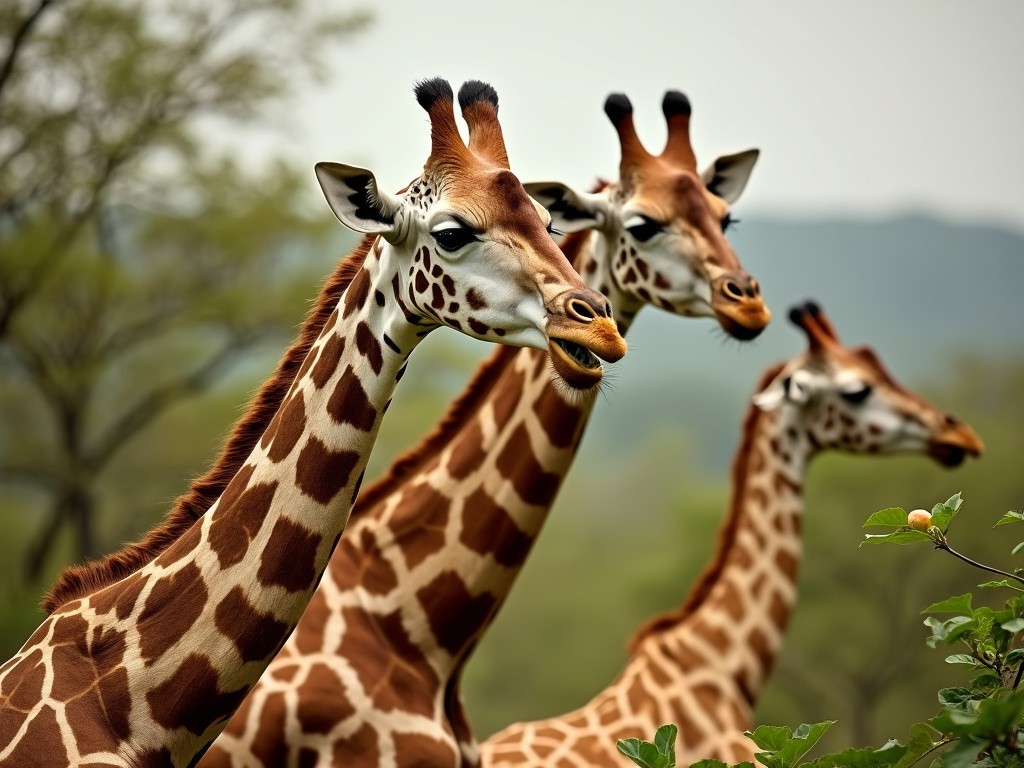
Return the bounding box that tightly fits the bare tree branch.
[0,0,63,104]
[84,333,260,471]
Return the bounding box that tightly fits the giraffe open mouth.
[548,338,603,390]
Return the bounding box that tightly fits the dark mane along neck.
[42,235,377,614]
[626,361,787,653]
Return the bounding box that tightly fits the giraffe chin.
[548,339,604,391]
[714,308,771,341]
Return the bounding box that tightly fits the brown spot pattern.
[250,691,288,766]
[393,732,457,767]
[266,392,307,462]
[466,287,486,310]
[207,481,279,570]
[445,418,486,481]
[294,435,360,504]
[327,366,377,432]
[311,333,346,389]
[417,570,496,655]
[215,586,290,662]
[460,487,532,568]
[355,321,384,375]
[296,665,356,734]
[256,517,322,593]
[343,268,371,318]
[0,705,68,767]
[532,385,585,449]
[138,562,208,664]
[389,482,449,570]
[147,653,248,735]
[496,423,561,507]
[336,607,437,717]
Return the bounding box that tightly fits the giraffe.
[480,301,985,768]
[200,90,771,767]
[0,78,628,768]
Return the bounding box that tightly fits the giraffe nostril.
[945,414,960,427]
[722,280,744,301]
[568,298,597,322]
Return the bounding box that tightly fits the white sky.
[263,0,1024,231]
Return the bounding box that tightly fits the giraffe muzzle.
[710,274,771,340]
[927,415,985,467]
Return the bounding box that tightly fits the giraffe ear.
[752,377,786,411]
[700,148,759,204]
[523,181,608,234]
[315,162,404,236]
[753,369,814,411]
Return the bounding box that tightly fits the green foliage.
[0,0,371,655]
[618,724,679,768]
[626,495,1024,767]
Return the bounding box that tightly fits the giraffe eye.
[624,215,664,243]
[431,224,478,252]
[546,221,564,238]
[721,213,740,232]
[840,384,873,405]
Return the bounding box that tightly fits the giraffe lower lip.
[548,339,604,390]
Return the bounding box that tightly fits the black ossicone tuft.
[787,300,821,326]
[662,90,692,118]
[458,80,499,111]
[414,77,454,110]
[603,92,633,124]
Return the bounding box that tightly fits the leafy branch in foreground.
[617,494,1024,768]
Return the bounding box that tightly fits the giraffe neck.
[197,228,631,766]
[0,239,429,766]
[630,404,814,714]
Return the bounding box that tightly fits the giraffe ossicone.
[0,77,627,768]
[200,89,774,768]
[480,301,983,768]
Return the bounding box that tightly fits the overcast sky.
[261,1,1024,231]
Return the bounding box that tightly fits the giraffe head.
[314,78,626,391]
[753,301,984,464]
[524,90,770,339]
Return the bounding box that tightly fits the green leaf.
[938,738,986,768]
[995,510,1024,527]
[1012,542,1024,556]
[893,723,942,768]
[938,687,978,710]
[746,725,793,752]
[944,654,979,666]
[803,740,907,768]
[924,594,974,614]
[616,738,665,768]
[864,507,909,528]
[654,724,678,766]
[689,761,731,768]
[860,531,932,546]
[1000,617,1024,632]
[779,721,835,766]
[931,493,964,534]
[978,579,1024,591]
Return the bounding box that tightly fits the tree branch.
[85,334,259,471]
[0,0,62,105]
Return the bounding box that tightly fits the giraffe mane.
[626,361,788,653]
[42,234,377,614]
[350,227,595,518]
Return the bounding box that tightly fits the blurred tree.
[0,0,371,576]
